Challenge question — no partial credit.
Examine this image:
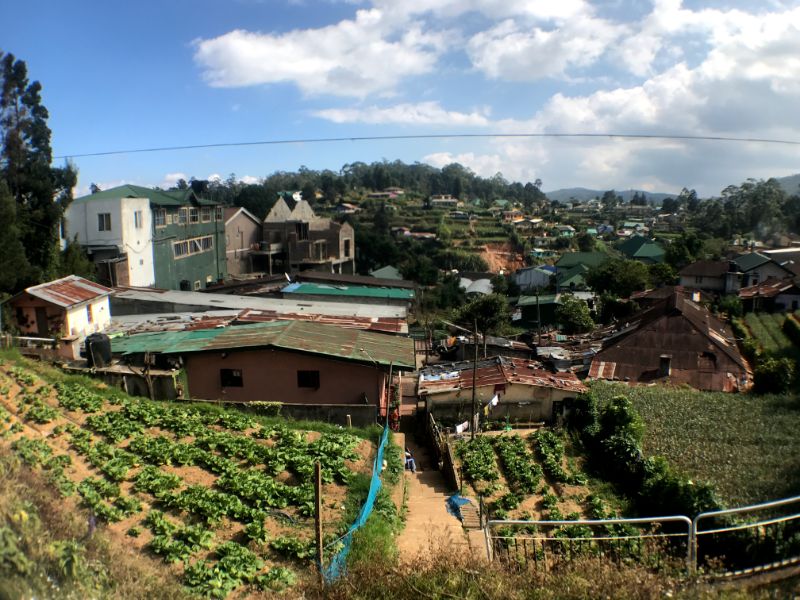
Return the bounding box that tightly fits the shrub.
[753,357,795,394]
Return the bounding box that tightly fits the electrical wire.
[53,132,800,160]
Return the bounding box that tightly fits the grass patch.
[589,381,800,506]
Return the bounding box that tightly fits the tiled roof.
[111,320,415,368]
[22,276,112,308]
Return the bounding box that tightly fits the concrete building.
[6,276,112,359]
[66,185,226,290]
[257,197,355,274]
[224,207,261,276]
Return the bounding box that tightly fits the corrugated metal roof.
[236,308,407,334]
[418,356,586,395]
[111,287,407,319]
[282,282,415,300]
[74,184,218,207]
[111,320,415,368]
[24,276,112,308]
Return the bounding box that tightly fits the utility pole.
[314,461,324,586]
[471,317,478,440]
[536,288,542,346]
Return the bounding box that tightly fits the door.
[35,307,49,337]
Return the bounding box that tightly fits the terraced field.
[0,355,399,597]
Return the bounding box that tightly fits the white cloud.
[207,173,223,182]
[313,102,490,125]
[161,172,188,189]
[193,9,445,98]
[239,175,261,185]
[467,14,626,81]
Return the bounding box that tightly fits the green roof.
[557,264,590,288]
[369,265,403,280]
[74,184,219,207]
[555,252,608,269]
[518,294,559,307]
[282,282,415,300]
[111,320,415,369]
[617,236,665,262]
[734,252,771,272]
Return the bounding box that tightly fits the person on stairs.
[405,447,417,474]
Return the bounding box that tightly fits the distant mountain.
[544,187,677,203]
[775,173,800,196]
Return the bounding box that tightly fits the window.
[220,368,243,387]
[206,275,213,283]
[133,210,143,229]
[297,370,320,389]
[189,208,199,224]
[178,208,188,225]
[344,239,351,258]
[695,276,703,284]
[173,241,189,257]
[193,280,201,290]
[86,305,93,323]
[201,207,211,222]
[173,236,213,258]
[295,222,309,241]
[154,209,166,227]
[98,213,111,231]
[215,206,223,221]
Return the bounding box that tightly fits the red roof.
[738,276,800,299]
[23,276,111,308]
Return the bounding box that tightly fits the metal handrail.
[487,516,693,571]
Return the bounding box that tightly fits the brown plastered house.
[111,320,415,425]
[589,291,751,392]
[224,207,262,276]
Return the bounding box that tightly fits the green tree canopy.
[585,258,650,298]
[555,294,595,334]
[454,293,512,340]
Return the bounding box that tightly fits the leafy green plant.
[493,434,542,493]
[456,436,499,483]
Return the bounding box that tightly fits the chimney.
[659,354,672,378]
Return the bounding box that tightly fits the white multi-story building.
[66,194,155,286]
[66,185,227,290]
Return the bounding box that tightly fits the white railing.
[485,495,800,577]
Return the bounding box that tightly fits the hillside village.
[3,47,800,599]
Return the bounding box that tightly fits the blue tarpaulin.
[322,425,390,582]
[446,494,472,521]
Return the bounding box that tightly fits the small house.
[418,356,587,423]
[589,291,751,392]
[6,276,112,359]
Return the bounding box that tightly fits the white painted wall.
[64,297,111,337]
[65,196,155,287]
[119,198,155,286]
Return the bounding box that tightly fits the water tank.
[85,333,112,368]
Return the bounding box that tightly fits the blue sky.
[5,0,800,197]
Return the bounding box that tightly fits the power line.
[53,132,800,160]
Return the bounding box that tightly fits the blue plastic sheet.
[322,425,390,582]
[446,494,471,521]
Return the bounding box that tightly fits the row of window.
[173,235,214,258]
[220,369,320,389]
[155,206,223,227]
[96,207,223,232]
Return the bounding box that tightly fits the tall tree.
[1,52,76,285]
[0,179,29,292]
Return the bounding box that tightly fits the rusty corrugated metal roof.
[111,320,415,368]
[24,276,112,308]
[418,356,586,395]
[235,308,407,334]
